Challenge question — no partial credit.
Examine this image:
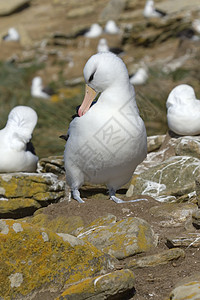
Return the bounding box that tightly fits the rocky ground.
[1,0,200,299]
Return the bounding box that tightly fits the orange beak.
[78,84,97,117]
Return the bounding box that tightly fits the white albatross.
[63,52,147,203]
[104,20,120,34]
[129,67,148,85]
[3,27,20,41]
[143,0,166,18]
[166,84,200,135]
[31,76,54,99]
[97,38,124,56]
[84,24,103,38]
[0,106,38,172]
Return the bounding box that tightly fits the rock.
[175,137,200,159]
[131,134,177,176]
[76,214,117,236]
[127,156,200,202]
[0,219,116,299]
[123,13,191,47]
[57,269,135,300]
[167,273,200,300]
[126,248,185,268]
[0,173,65,218]
[26,213,84,236]
[147,135,166,153]
[77,217,157,259]
[0,0,30,16]
[166,233,200,248]
[196,175,200,207]
[99,0,128,22]
[37,155,65,175]
[192,209,200,229]
[67,6,94,18]
[0,198,41,219]
[155,0,200,14]
[150,203,197,227]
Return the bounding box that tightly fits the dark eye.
[88,71,95,82]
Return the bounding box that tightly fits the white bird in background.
[63,52,147,203]
[31,76,54,99]
[84,23,103,38]
[3,27,20,41]
[129,67,148,85]
[104,20,120,34]
[143,0,167,18]
[97,38,110,53]
[192,19,200,34]
[166,84,200,135]
[97,38,124,55]
[0,106,38,172]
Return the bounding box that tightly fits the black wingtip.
[155,8,167,17]
[59,134,68,141]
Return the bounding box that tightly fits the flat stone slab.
[126,248,185,268]
[166,233,200,248]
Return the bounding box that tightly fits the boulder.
[150,202,197,227]
[127,156,200,202]
[0,173,65,218]
[77,217,157,259]
[167,273,200,300]
[0,219,117,299]
[57,269,135,300]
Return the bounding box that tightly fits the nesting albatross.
[166,84,200,136]
[0,106,38,172]
[64,52,147,203]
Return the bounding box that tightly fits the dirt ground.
[40,188,200,300]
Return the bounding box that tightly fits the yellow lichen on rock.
[0,219,114,299]
[0,198,41,214]
[137,224,152,252]
[26,213,84,235]
[57,269,135,300]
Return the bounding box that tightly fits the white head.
[7,106,38,140]
[166,84,196,108]
[83,52,129,93]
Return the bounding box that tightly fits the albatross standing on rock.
[166,84,200,135]
[63,52,147,203]
[0,106,38,172]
